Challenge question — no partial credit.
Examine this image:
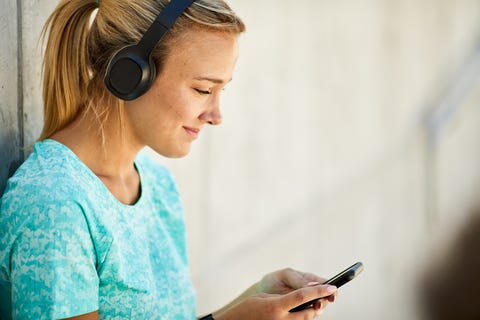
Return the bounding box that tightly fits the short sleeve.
[8,200,99,319]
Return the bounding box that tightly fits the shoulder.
[2,140,91,209]
[0,140,97,240]
[0,192,92,283]
[1,181,88,245]
[0,147,95,281]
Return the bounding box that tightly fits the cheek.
[145,89,179,124]
[141,83,201,130]
[146,100,191,137]
[165,92,201,122]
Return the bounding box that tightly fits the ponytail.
[39,0,97,140]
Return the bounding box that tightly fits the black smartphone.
[289,262,364,313]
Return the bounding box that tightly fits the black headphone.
[104,0,195,101]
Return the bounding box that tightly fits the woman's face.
[125,28,240,158]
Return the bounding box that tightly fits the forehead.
[161,28,239,80]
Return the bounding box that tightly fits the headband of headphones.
[104,0,195,101]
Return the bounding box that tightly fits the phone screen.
[289,262,364,312]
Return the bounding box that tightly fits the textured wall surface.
[0,0,21,195]
[0,0,57,194]
[1,1,480,319]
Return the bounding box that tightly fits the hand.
[259,268,337,303]
[214,284,337,320]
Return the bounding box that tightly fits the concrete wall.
[0,0,57,194]
[0,0,21,194]
[1,1,480,319]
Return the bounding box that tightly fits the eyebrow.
[193,76,232,84]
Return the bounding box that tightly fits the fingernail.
[327,285,337,293]
[316,309,324,316]
[307,282,320,286]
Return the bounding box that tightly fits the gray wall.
[0,0,55,193]
[2,1,480,319]
[0,0,22,194]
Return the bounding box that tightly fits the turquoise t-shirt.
[0,139,196,319]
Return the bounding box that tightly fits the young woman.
[0,0,337,319]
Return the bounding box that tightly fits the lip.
[183,126,200,139]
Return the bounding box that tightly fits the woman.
[0,0,337,319]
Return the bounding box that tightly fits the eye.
[194,88,212,95]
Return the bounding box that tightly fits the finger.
[301,272,327,285]
[281,269,327,290]
[288,301,325,320]
[282,284,337,310]
[280,268,311,289]
[327,293,337,303]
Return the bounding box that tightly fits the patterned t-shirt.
[0,139,196,319]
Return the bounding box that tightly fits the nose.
[205,109,222,125]
[199,95,222,125]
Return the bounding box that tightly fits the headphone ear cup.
[104,45,156,101]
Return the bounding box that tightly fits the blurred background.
[2,0,480,319]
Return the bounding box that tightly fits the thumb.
[282,284,337,311]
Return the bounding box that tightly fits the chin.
[153,145,191,159]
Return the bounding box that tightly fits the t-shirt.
[0,139,196,319]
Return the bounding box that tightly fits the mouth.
[183,126,200,139]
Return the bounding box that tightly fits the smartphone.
[289,262,364,312]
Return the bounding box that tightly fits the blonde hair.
[39,0,245,141]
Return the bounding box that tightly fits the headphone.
[104,0,195,101]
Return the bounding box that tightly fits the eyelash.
[195,88,212,95]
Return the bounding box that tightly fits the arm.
[6,200,99,319]
[213,284,337,320]
[209,268,337,320]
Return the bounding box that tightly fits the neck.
[50,109,143,205]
